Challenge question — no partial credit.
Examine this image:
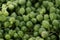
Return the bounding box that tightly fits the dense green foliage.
[0,0,60,40]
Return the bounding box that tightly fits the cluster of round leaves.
[0,0,60,40]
